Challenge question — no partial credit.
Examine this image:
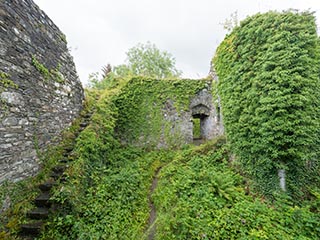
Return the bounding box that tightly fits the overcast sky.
[33,0,320,85]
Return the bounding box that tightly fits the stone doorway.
[192,117,201,139]
[192,113,209,141]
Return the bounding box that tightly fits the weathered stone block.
[0,91,24,106]
[2,117,18,126]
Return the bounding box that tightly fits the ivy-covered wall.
[213,11,320,196]
[114,77,223,148]
[0,0,84,183]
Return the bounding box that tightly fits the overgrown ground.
[1,136,319,239]
[0,78,319,239]
[40,138,320,239]
[153,138,320,239]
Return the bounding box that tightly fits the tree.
[125,42,182,78]
[101,64,112,79]
[113,64,132,77]
[88,42,182,89]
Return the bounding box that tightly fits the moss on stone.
[31,56,65,84]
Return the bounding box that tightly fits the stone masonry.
[0,0,84,183]
[158,82,223,148]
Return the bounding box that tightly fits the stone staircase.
[19,112,92,239]
[193,137,205,146]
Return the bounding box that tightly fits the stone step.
[34,192,51,208]
[63,150,72,157]
[81,111,92,118]
[59,158,71,164]
[39,180,55,192]
[79,122,89,128]
[27,207,49,220]
[193,138,205,146]
[74,130,80,136]
[84,113,92,118]
[52,164,66,174]
[20,222,43,237]
[79,127,86,132]
[50,172,67,183]
[50,170,64,179]
[64,146,74,154]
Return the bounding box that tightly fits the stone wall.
[160,87,223,148]
[115,77,224,149]
[0,0,84,183]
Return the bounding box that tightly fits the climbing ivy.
[2,74,319,239]
[31,56,65,83]
[31,55,50,80]
[0,71,18,118]
[114,77,210,147]
[213,11,320,197]
[0,72,18,91]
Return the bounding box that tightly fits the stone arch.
[191,103,210,118]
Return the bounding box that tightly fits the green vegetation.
[1,10,320,240]
[0,92,94,239]
[192,118,201,138]
[0,179,38,239]
[88,70,131,91]
[36,85,151,239]
[88,42,182,90]
[38,72,320,239]
[32,56,50,80]
[214,11,320,197]
[125,42,182,78]
[50,63,65,84]
[42,147,161,239]
[31,56,65,83]
[1,73,319,239]
[40,134,320,240]
[154,138,320,239]
[0,71,18,117]
[114,77,209,147]
[0,71,18,91]
[60,33,67,44]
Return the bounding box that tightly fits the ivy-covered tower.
[214,11,320,196]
